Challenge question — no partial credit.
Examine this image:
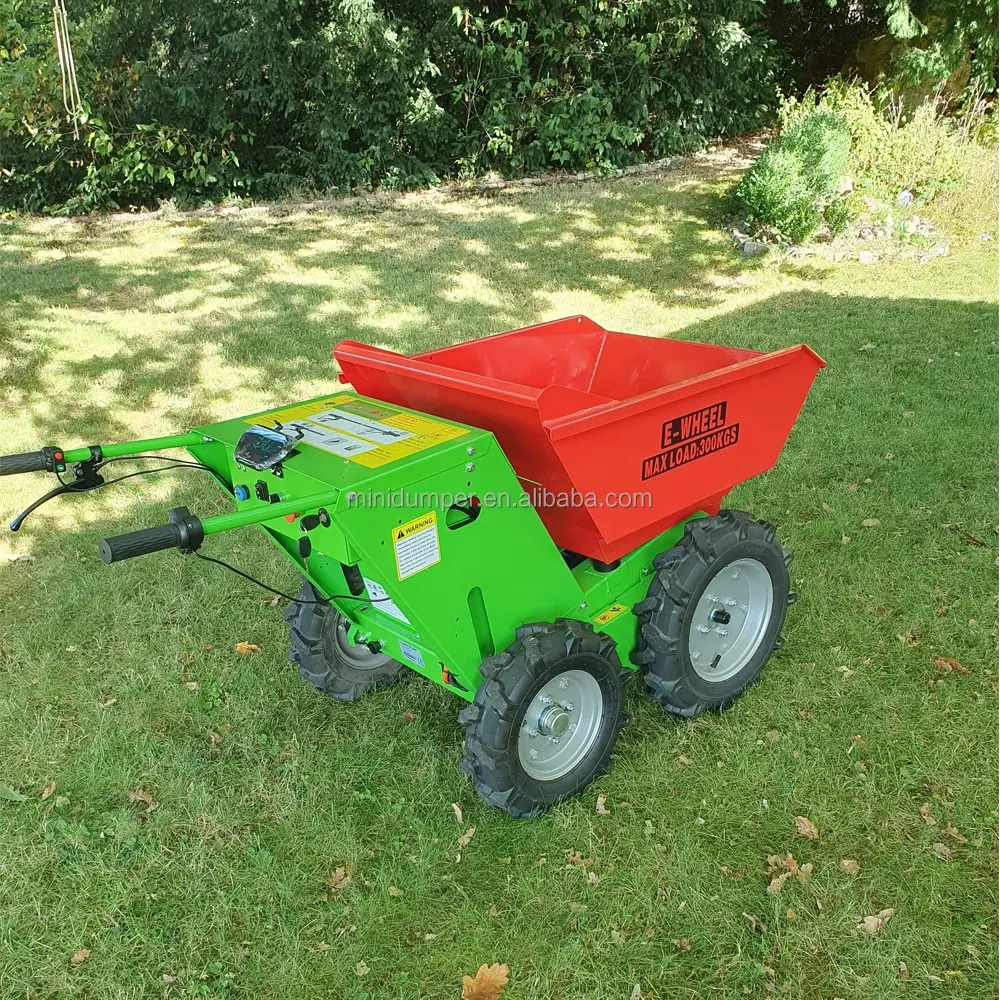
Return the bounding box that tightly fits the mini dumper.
[2,317,824,817]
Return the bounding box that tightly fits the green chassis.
[61,391,702,699]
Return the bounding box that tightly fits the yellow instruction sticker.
[247,394,467,468]
[593,603,628,626]
[392,511,441,580]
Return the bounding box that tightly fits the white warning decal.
[392,511,441,580]
[362,577,411,625]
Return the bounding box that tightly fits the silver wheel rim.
[332,615,389,670]
[517,668,605,781]
[688,558,774,682]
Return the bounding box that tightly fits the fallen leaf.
[457,826,476,849]
[839,858,860,874]
[587,871,600,885]
[1,785,27,803]
[70,948,90,966]
[934,656,969,676]
[354,961,369,977]
[127,788,156,812]
[766,730,781,743]
[488,903,499,917]
[630,985,642,1000]
[316,941,330,951]
[794,815,819,840]
[861,518,880,527]
[898,630,921,647]
[533,857,546,867]
[100,698,117,708]
[610,929,626,945]
[943,823,968,844]
[565,849,592,869]
[595,793,611,815]
[452,802,463,825]
[919,802,936,825]
[767,872,791,894]
[677,754,693,766]
[856,908,894,935]
[655,887,666,902]
[184,681,199,691]
[898,961,910,981]
[837,665,854,678]
[672,937,691,952]
[966,944,981,960]
[785,908,797,920]
[41,780,56,800]
[742,912,766,933]
[822,503,834,513]
[841,533,851,545]
[325,865,352,890]
[859,341,876,351]
[931,842,952,860]
[402,709,419,723]
[461,962,509,1000]
[424,933,437,942]
[234,641,261,655]
[644,819,655,836]
[388,885,400,897]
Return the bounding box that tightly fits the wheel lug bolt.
[725,598,738,606]
[691,651,701,660]
[697,625,710,634]
[708,594,720,603]
[550,737,560,745]
[527,727,539,737]
[564,702,574,712]
[529,749,539,760]
[732,571,740,580]
[715,627,728,636]
[540,694,553,705]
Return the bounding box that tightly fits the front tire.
[285,582,404,702]
[459,619,629,818]
[632,511,793,717]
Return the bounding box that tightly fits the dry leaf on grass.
[630,985,642,1000]
[100,698,117,708]
[898,961,910,981]
[587,871,600,886]
[839,859,860,874]
[234,641,261,655]
[388,885,400,897]
[451,802,463,825]
[461,962,510,1000]
[943,823,968,844]
[325,865,352,890]
[677,754,693,766]
[595,793,611,815]
[856,908,894,935]
[457,826,476,849]
[424,933,437,942]
[934,656,969,676]
[931,842,953,860]
[794,816,819,839]
[565,850,593,869]
[610,929,626,945]
[127,788,156,812]
[183,681,199,691]
[354,961,369,977]
[822,503,834,513]
[767,872,791,894]
[70,949,90,966]
[41,781,56,800]
[919,802,936,825]
[861,518,880,527]
[766,730,781,743]
[742,912,767,933]
[841,533,851,545]
[672,937,691,952]
[402,709,419,723]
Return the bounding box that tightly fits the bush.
[734,110,851,241]
[0,0,782,213]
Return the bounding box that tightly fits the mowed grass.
[0,150,997,1000]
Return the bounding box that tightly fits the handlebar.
[99,507,204,563]
[0,451,53,476]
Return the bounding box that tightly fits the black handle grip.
[99,523,181,563]
[0,451,48,476]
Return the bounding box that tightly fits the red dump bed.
[335,316,824,562]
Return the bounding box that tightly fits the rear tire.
[632,511,793,717]
[285,581,404,702]
[459,619,629,819]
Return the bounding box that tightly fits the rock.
[896,190,914,208]
[932,242,949,256]
[980,232,995,241]
[836,175,855,195]
[857,251,877,264]
[742,240,770,257]
[731,230,751,246]
[833,252,847,262]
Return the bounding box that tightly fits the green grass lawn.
[1,150,997,1000]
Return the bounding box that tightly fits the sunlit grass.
[0,149,997,999]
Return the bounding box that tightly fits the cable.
[192,551,393,606]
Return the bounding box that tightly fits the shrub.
[734,110,851,241]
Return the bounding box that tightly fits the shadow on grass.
[2,162,778,441]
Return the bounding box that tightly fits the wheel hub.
[687,557,774,681]
[517,668,604,781]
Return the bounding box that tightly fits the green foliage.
[734,110,851,242]
[0,0,781,213]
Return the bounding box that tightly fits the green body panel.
[74,392,701,699]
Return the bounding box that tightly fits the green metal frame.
[67,393,702,699]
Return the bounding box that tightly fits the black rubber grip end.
[99,523,182,563]
[0,451,48,476]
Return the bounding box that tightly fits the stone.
[742,240,770,257]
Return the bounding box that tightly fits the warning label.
[593,603,628,626]
[247,394,467,468]
[397,640,425,669]
[392,511,441,580]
